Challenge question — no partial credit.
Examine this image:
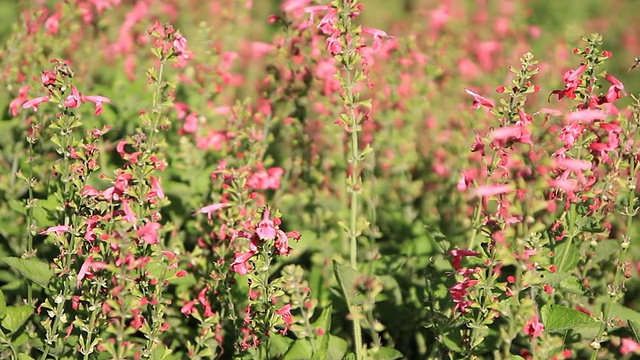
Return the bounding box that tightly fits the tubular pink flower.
[465,88,494,109]
[197,202,230,220]
[523,314,544,338]
[472,184,512,198]
[137,222,161,245]
[64,85,82,108]
[566,109,607,123]
[83,94,111,115]
[231,251,256,275]
[77,255,108,288]
[362,27,392,51]
[22,97,51,112]
[40,225,70,235]
[257,209,276,240]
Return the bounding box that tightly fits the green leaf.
[333,260,362,306]
[1,305,32,333]
[540,304,597,333]
[325,335,348,360]
[554,240,580,272]
[609,303,640,327]
[558,275,584,294]
[282,339,313,360]
[441,331,463,352]
[0,257,52,288]
[0,289,5,318]
[17,354,35,360]
[369,347,403,360]
[629,320,640,343]
[269,333,293,357]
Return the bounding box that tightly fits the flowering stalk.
[21,60,112,360]
[589,95,640,359]
[315,1,372,358]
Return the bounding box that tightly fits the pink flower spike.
[197,202,230,220]
[472,184,512,198]
[465,89,494,110]
[40,225,70,235]
[22,97,51,112]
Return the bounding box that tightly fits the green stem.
[338,1,365,358]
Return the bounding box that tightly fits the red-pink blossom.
[472,184,513,198]
[620,338,640,355]
[22,97,51,112]
[82,94,111,115]
[137,222,161,245]
[9,86,30,116]
[523,314,544,337]
[276,304,293,326]
[197,202,230,221]
[64,85,82,108]
[231,251,256,275]
[257,209,276,240]
[40,225,70,235]
[77,255,108,288]
[465,88,494,110]
[362,27,392,51]
[565,109,608,123]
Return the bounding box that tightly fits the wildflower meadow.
[4,0,640,359]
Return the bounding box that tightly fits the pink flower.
[45,13,61,35]
[275,230,291,255]
[604,74,626,103]
[620,338,640,355]
[82,94,111,115]
[472,184,512,198]
[276,304,293,325]
[523,314,544,338]
[465,88,494,109]
[77,255,108,288]
[491,125,532,146]
[457,170,474,191]
[449,249,480,270]
[550,64,586,100]
[137,222,161,245]
[9,86,30,116]
[149,176,165,199]
[181,300,197,315]
[197,202,230,221]
[121,198,137,225]
[40,225,70,235]
[231,251,256,275]
[64,85,82,108]
[257,209,276,240]
[22,97,51,112]
[565,109,607,123]
[362,27,392,51]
